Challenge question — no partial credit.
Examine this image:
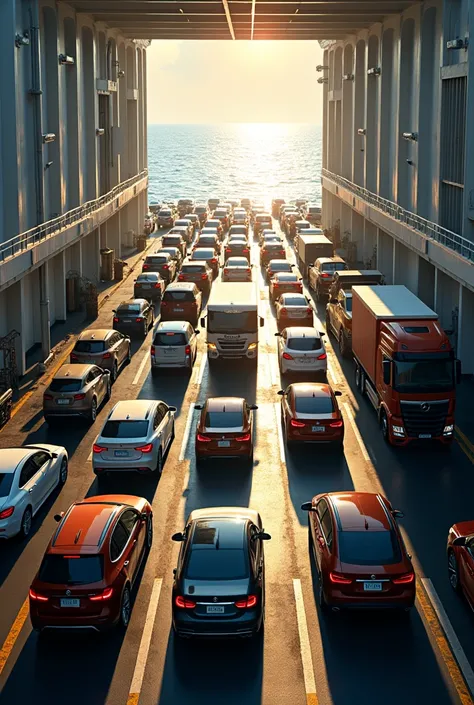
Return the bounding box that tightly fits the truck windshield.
[208,310,258,334]
[393,353,454,392]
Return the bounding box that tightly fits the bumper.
[152,356,191,370]
[173,610,261,638]
[387,414,455,446]
[113,322,145,335]
[281,360,327,375]
[30,604,120,632]
[325,588,415,610]
[0,516,22,539]
[287,428,343,444]
[93,451,157,473]
[44,405,92,419]
[195,443,253,460]
[134,288,162,300]
[208,348,258,361]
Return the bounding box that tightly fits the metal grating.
[440,76,466,234]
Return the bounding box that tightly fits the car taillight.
[290,419,305,428]
[70,352,78,361]
[317,353,327,360]
[306,307,312,314]
[162,265,169,270]
[201,274,208,280]
[178,274,185,280]
[113,317,119,323]
[321,273,331,278]
[392,573,415,584]
[278,250,284,255]
[29,588,49,602]
[102,352,112,359]
[226,248,231,253]
[151,346,155,356]
[136,318,143,323]
[0,506,14,520]
[89,587,114,601]
[282,352,293,360]
[236,432,251,442]
[135,443,153,453]
[197,433,211,442]
[143,264,150,270]
[329,420,344,428]
[243,248,249,253]
[175,595,196,609]
[43,393,53,401]
[279,308,288,315]
[93,444,107,453]
[329,572,352,584]
[154,283,161,288]
[73,393,86,400]
[211,258,217,263]
[235,595,258,608]
[161,302,168,307]
[185,345,191,355]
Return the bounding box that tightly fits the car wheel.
[196,455,205,470]
[143,322,148,338]
[104,378,111,402]
[119,585,132,630]
[111,361,118,383]
[156,448,163,474]
[89,398,97,424]
[146,515,153,550]
[339,330,349,358]
[151,366,159,377]
[170,421,175,444]
[126,345,132,365]
[380,410,389,443]
[448,550,462,593]
[19,506,33,539]
[59,457,68,485]
[316,285,321,302]
[325,313,332,336]
[247,451,254,469]
[318,576,329,613]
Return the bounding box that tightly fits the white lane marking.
[87,451,92,462]
[179,402,196,461]
[292,579,318,702]
[197,355,208,385]
[128,578,163,697]
[190,353,200,384]
[274,402,286,464]
[132,353,150,386]
[342,402,371,463]
[421,578,474,697]
[327,360,337,386]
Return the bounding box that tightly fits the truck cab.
[326,289,353,357]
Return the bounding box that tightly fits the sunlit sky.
[146,40,324,123]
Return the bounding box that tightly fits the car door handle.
[123,560,130,567]
[317,537,325,548]
[28,484,37,493]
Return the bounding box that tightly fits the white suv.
[92,399,176,476]
[276,327,327,381]
[151,321,199,374]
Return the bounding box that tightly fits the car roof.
[118,299,147,307]
[286,327,320,338]
[51,502,121,552]
[206,397,245,412]
[108,400,156,421]
[268,259,290,266]
[156,320,189,332]
[54,363,92,378]
[182,259,206,267]
[192,248,215,255]
[78,329,114,341]
[280,293,306,302]
[0,448,37,473]
[328,493,391,532]
[137,272,160,279]
[290,382,332,398]
[189,517,247,550]
[188,506,260,526]
[274,272,297,280]
[165,282,196,291]
[316,257,346,265]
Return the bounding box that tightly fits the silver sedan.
[222,257,253,282]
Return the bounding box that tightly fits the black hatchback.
[113,299,154,338]
[171,507,270,638]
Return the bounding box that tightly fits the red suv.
[302,492,415,612]
[29,495,153,632]
[279,383,344,448]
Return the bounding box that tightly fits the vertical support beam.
[39,263,51,363]
[55,250,67,323]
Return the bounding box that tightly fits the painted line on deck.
[455,426,474,465]
[292,579,318,705]
[269,352,279,387]
[0,597,29,678]
[127,578,163,705]
[327,359,338,386]
[342,402,371,464]
[179,402,196,461]
[416,581,474,705]
[190,354,201,384]
[132,353,150,386]
[421,578,474,699]
[274,402,286,464]
[197,355,208,385]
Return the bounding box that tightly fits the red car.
[29,495,153,633]
[279,383,344,447]
[447,521,474,606]
[269,272,303,302]
[301,491,415,612]
[194,397,257,468]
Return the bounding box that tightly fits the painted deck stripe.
[197,355,208,385]
[274,402,286,464]
[179,402,196,461]
[455,426,474,465]
[127,578,163,705]
[0,597,29,677]
[292,579,318,705]
[342,402,371,463]
[132,353,149,386]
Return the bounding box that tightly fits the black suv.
[113,299,154,338]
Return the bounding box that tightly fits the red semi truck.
[351,285,460,446]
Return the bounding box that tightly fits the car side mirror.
[453,536,466,547]
[382,359,391,385]
[301,501,315,512]
[299,278,303,281]
[391,509,404,519]
[112,309,116,313]
[200,317,205,327]
[456,359,462,384]
[141,512,148,521]
[334,391,342,397]
[249,404,258,410]
[195,404,203,411]
[259,317,264,327]
[195,330,200,335]
[274,332,281,337]
[171,532,185,542]
[168,406,177,413]
[319,332,325,337]
[259,532,271,541]
[53,512,65,522]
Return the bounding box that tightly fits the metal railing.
[321,168,474,263]
[0,170,148,263]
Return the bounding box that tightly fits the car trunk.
[182,578,252,619]
[152,332,188,365]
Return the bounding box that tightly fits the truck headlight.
[443,424,454,435]
[248,343,257,351]
[207,343,217,351]
[392,425,405,437]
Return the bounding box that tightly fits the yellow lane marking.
[417,582,473,704]
[292,579,319,705]
[126,694,140,705]
[455,426,474,465]
[0,597,29,677]
[127,578,163,705]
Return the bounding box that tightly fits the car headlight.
[207,342,217,351]
[392,425,405,436]
[443,424,454,434]
[248,343,257,351]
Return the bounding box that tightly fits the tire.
[19,506,33,539]
[170,421,175,444]
[316,285,321,302]
[247,452,254,469]
[126,345,132,365]
[317,575,329,613]
[325,313,332,337]
[119,585,132,630]
[156,448,163,474]
[355,364,362,391]
[151,366,159,377]
[104,378,111,403]
[196,455,205,470]
[339,330,349,358]
[380,410,389,443]
[448,550,462,593]
[58,457,68,485]
[89,398,97,425]
[111,361,118,383]
[146,515,153,550]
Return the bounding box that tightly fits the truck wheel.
[380,410,389,442]
[325,313,332,336]
[339,331,349,358]
[355,365,361,391]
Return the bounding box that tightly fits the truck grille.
[217,339,246,351]
[400,400,449,438]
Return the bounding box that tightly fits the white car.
[0,445,68,540]
[93,399,176,476]
[222,257,253,282]
[151,321,199,373]
[276,327,327,380]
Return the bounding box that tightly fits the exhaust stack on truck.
[351,285,460,446]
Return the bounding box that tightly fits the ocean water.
[147,123,322,207]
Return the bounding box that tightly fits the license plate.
[218,440,231,448]
[60,598,80,608]
[363,582,382,591]
[419,434,431,439]
[312,426,325,433]
[122,319,131,323]
[206,605,225,614]
[57,398,70,405]
[163,349,176,355]
[141,284,151,290]
[114,450,130,457]
[174,308,184,312]
[299,358,315,364]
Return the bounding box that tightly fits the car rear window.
[270,264,291,272]
[74,341,106,354]
[192,250,214,259]
[227,259,248,267]
[275,274,297,281]
[137,274,159,283]
[118,304,141,313]
[257,216,272,222]
[163,291,195,302]
[181,264,205,273]
[195,207,207,213]
[0,473,14,498]
[101,420,149,438]
[146,256,168,265]
[281,296,306,306]
[185,548,248,580]
[39,555,104,585]
[159,211,171,217]
[321,262,347,272]
[308,207,321,214]
[338,531,402,566]
[287,337,322,351]
[163,237,182,246]
[154,332,187,346]
[205,411,244,428]
[49,379,83,393]
[295,396,334,414]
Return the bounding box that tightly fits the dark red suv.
[29,495,153,633]
[302,492,415,612]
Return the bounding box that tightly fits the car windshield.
[295,395,334,414]
[322,262,347,272]
[208,311,258,334]
[163,238,181,246]
[154,332,186,346]
[185,549,248,580]
[205,410,243,428]
[137,275,159,282]
[49,379,83,393]
[101,420,149,438]
[393,353,454,392]
[74,341,106,353]
[281,296,306,306]
[160,211,171,217]
[0,473,14,498]
[287,337,322,351]
[338,531,401,566]
[38,555,104,585]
